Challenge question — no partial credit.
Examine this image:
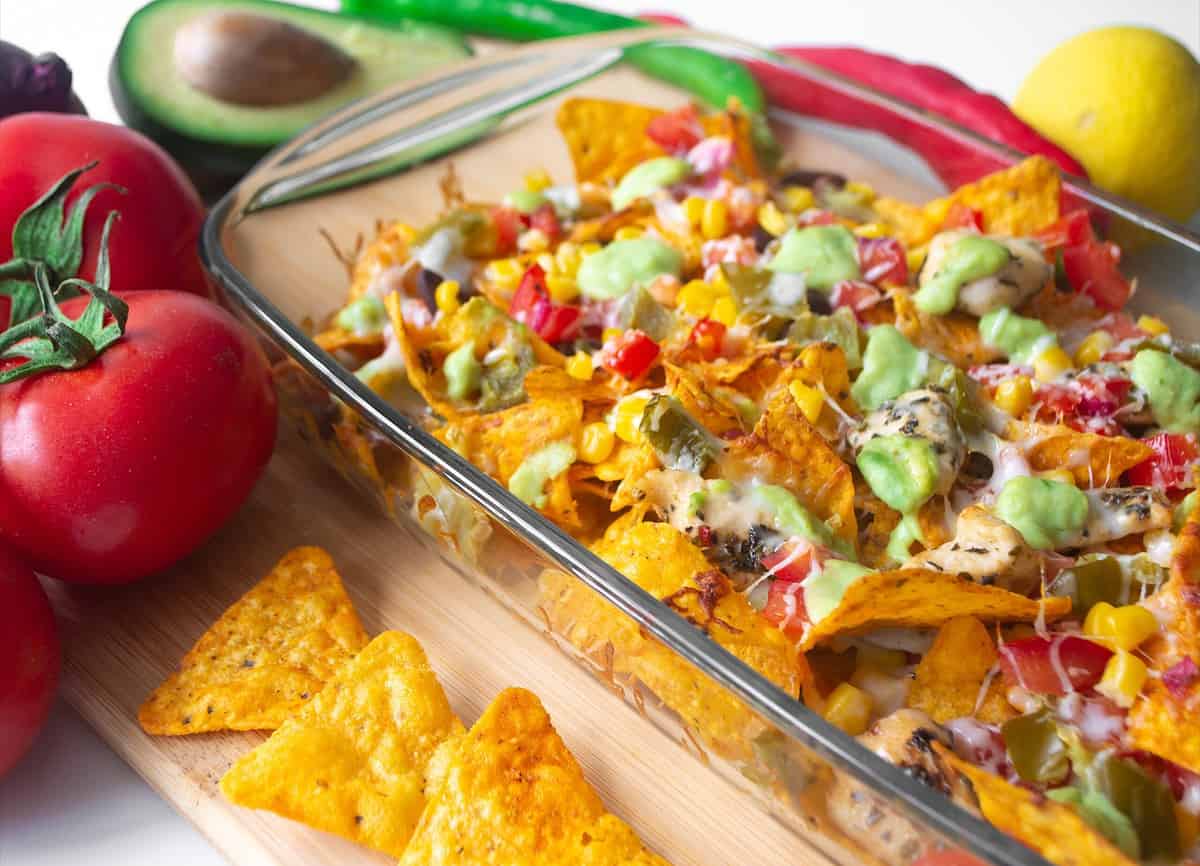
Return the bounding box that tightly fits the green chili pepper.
[788,306,862,369]
[1001,708,1069,785]
[1049,556,1127,615]
[617,286,672,342]
[639,395,719,473]
[1084,754,1180,860]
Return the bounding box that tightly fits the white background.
[1,2,1198,864]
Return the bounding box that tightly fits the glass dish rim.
[200,28,1198,866]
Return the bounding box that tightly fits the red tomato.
[1033,209,1094,252]
[856,236,908,285]
[528,202,562,243]
[762,578,808,639]
[645,104,703,154]
[760,539,825,583]
[0,114,209,325]
[940,202,984,232]
[508,265,581,345]
[830,279,885,319]
[997,635,1113,695]
[490,205,522,256]
[688,318,726,361]
[1127,432,1198,492]
[601,329,660,380]
[0,546,58,778]
[1062,239,1133,311]
[0,292,277,584]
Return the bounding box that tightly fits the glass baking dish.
[200,28,1200,866]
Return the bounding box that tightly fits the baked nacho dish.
[309,96,1200,866]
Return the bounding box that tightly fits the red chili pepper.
[601,329,660,380]
[752,47,1087,190]
[688,317,726,360]
[508,264,581,344]
[856,236,908,285]
[997,635,1113,695]
[646,103,704,153]
[940,202,984,232]
[1127,433,1198,493]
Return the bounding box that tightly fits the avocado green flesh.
[113,0,471,149]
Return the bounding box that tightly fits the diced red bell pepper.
[856,236,908,285]
[997,635,1114,695]
[761,579,807,639]
[1033,209,1094,253]
[940,202,984,232]
[508,264,581,345]
[645,104,703,154]
[601,329,660,380]
[1062,238,1133,311]
[491,205,523,256]
[1127,432,1199,492]
[528,202,562,243]
[688,318,726,361]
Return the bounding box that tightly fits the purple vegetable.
[0,41,86,118]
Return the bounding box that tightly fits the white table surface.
[1,2,1197,864]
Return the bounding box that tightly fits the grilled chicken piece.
[849,388,965,496]
[908,505,1041,594]
[920,230,1051,317]
[1071,486,1172,547]
[828,709,980,864]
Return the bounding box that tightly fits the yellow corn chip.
[1007,421,1154,487]
[908,616,1013,725]
[139,547,369,735]
[665,362,744,436]
[221,631,464,857]
[943,750,1139,866]
[855,483,902,570]
[698,108,762,179]
[892,288,1003,368]
[556,98,667,185]
[800,568,1071,650]
[399,688,668,866]
[347,220,412,302]
[540,521,804,758]
[525,365,622,406]
[872,197,933,248]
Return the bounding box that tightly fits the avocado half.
[111,0,471,197]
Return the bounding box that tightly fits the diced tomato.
[939,202,984,232]
[762,579,807,639]
[798,209,837,226]
[508,265,581,345]
[1034,373,1131,435]
[601,329,660,380]
[1127,432,1199,492]
[490,205,523,255]
[913,852,991,866]
[760,539,825,583]
[645,104,703,154]
[1033,209,1094,252]
[688,318,726,361]
[856,236,908,285]
[997,635,1114,695]
[528,202,562,243]
[1062,239,1133,311]
[830,279,885,319]
[1094,311,1147,343]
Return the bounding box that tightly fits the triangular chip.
[399,687,669,866]
[907,616,1013,725]
[139,546,369,735]
[557,98,667,185]
[220,631,464,857]
[892,288,1002,368]
[800,568,1071,650]
[1006,421,1153,488]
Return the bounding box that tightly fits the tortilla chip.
[1007,421,1153,487]
[800,568,1071,650]
[525,365,621,406]
[665,362,745,436]
[314,326,385,359]
[220,631,464,857]
[698,108,762,179]
[872,197,933,248]
[139,547,369,735]
[539,521,804,758]
[348,220,412,302]
[855,483,902,570]
[908,616,1013,725]
[556,98,667,185]
[399,688,667,866]
[944,750,1139,866]
[892,288,1002,368]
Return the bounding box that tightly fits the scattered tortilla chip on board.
[399,688,669,866]
[220,631,464,857]
[138,546,369,735]
[800,569,1071,650]
[907,616,1013,725]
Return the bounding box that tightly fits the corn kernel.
[822,682,873,735]
[579,421,615,464]
[1137,314,1169,337]
[555,242,582,277]
[524,168,553,192]
[682,196,706,227]
[1040,469,1077,486]
[1095,650,1148,708]
[853,222,889,239]
[993,375,1034,417]
[546,273,579,303]
[710,295,738,327]
[789,381,824,425]
[1033,345,1073,383]
[855,644,907,675]
[1073,330,1115,367]
[434,280,461,315]
[566,352,593,382]
[700,199,729,240]
[602,327,624,346]
[611,395,650,444]
[782,185,815,213]
[845,180,876,203]
[487,258,525,291]
[579,241,602,258]
[757,200,788,237]
[519,227,550,252]
[613,225,643,241]
[1084,602,1160,651]
[677,280,720,318]
[906,246,927,275]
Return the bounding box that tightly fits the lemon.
[1014,26,1200,223]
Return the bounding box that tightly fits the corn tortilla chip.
[665,362,745,436]
[399,688,668,866]
[943,749,1139,866]
[557,98,667,185]
[800,568,1071,650]
[540,520,804,758]
[139,547,369,735]
[908,616,1013,725]
[892,288,1002,368]
[1006,421,1153,488]
[220,631,464,857]
[348,220,412,302]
